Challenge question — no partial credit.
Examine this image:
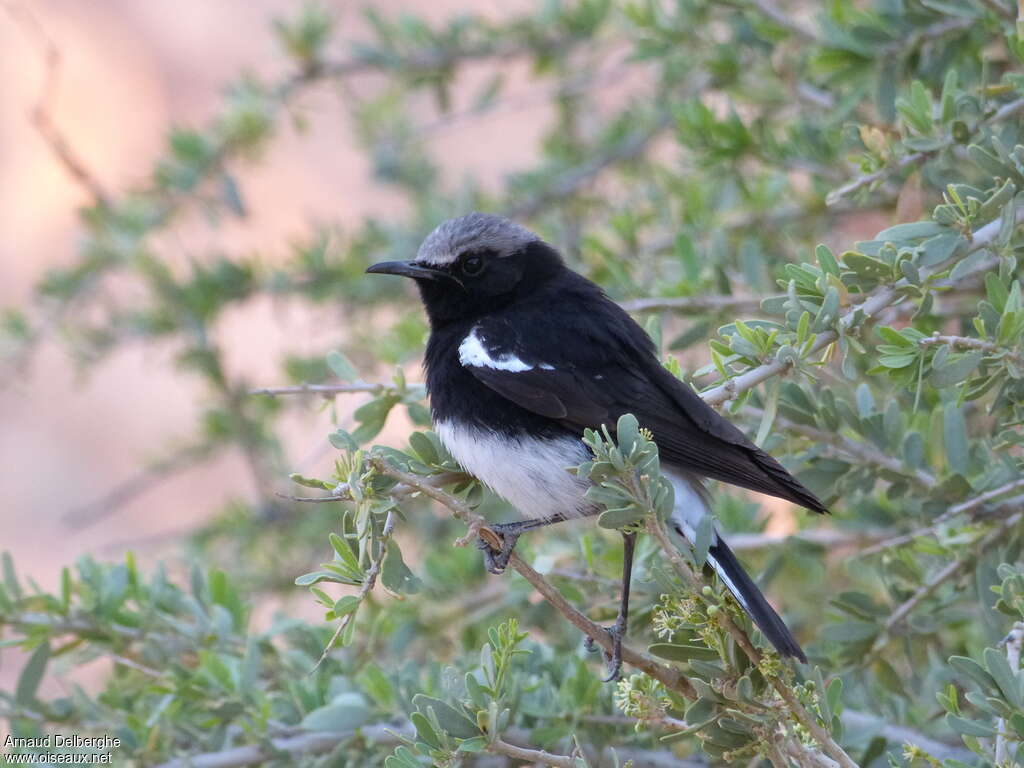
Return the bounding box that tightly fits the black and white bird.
[367,212,826,677]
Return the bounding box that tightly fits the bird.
[367,211,826,679]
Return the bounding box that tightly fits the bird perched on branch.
[368,212,826,679]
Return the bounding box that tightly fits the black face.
[367,241,564,326]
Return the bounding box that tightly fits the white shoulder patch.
[459,327,554,373]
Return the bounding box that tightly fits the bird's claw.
[584,623,625,682]
[477,526,521,575]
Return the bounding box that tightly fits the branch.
[827,97,1024,205]
[313,510,396,669]
[646,515,859,768]
[747,0,825,45]
[977,0,1015,20]
[63,444,213,529]
[489,737,580,767]
[155,730,366,768]
[2,2,110,205]
[370,458,698,699]
[504,109,677,220]
[248,382,390,398]
[699,209,1020,406]
[919,332,1024,365]
[745,406,936,488]
[841,710,971,762]
[860,486,1024,557]
[863,511,1024,666]
[620,294,769,314]
[728,527,890,553]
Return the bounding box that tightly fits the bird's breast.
[435,420,594,519]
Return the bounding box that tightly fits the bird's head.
[366,212,563,325]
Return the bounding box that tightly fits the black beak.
[365,260,443,281]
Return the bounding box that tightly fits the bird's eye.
[461,254,485,276]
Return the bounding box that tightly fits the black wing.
[463,309,827,514]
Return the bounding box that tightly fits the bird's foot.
[584,621,626,682]
[477,523,523,575]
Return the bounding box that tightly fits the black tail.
[706,537,807,663]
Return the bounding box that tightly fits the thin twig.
[370,458,698,699]
[841,710,969,762]
[646,515,858,768]
[919,332,1024,365]
[248,382,390,397]
[63,444,212,529]
[508,551,697,698]
[312,510,396,670]
[745,406,936,488]
[700,209,1020,406]
[977,0,1015,20]
[827,97,1024,205]
[748,0,824,44]
[505,109,677,220]
[620,294,770,314]
[728,527,891,553]
[860,487,1024,557]
[861,511,1024,667]
[489,737,580,767]
[2,2,111,205]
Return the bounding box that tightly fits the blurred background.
[3,0,1021,763]
[1,0,552,584]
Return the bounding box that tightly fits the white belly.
[435,421,594,519]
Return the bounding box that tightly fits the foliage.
[3,0,1024,765]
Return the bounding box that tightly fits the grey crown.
[416,212,539,267]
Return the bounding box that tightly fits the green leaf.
[875,221,946,242]
[943,403,969,475]
[330,532,362,574]
[685,696,718,728]
[381,540,422,594]
[945,713,997,737]
[328,429,358,452]
[411,711,440,748]
[816,244,840,277]
[332,595,361,617]
[597,504,645,530]
[616,413,641,454]
[15,642,50,706]
[984,647,1022,707]
[357,663,396,708]
[949,656,999,693]
[412,695,481,739]
[929,350,982,388]
[458,736,488,752]
[408,432,439,465]
[302,693,369,732]
[326,350,359,382]
[949,250,990,282]
[694,515,714,567]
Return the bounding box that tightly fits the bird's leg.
[584,531,636,682]
[478,513,569,574]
